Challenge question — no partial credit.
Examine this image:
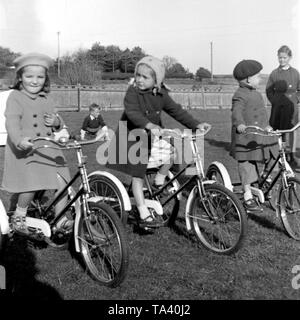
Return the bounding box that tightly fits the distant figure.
[80,103,108,140]
[230,59,277,213]
[266,45,300,167]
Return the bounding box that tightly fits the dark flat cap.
[233,60,263,80]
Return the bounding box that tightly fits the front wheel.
[187,183,247,255]
[278,177,300,240]
[78,201,129,287]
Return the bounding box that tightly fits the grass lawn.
[0,109,300,300]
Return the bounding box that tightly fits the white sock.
[137,205,151,220]
[155,172,166,186]
[244,190,252,201]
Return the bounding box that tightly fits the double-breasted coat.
[106,85,200,178]
[230,82,277,162]
[2,89,70,193]
[266,66,300,129]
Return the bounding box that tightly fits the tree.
[195,67,211,81]
[0,46,20,68]
[162,56,177,73]
[88,42,106,71]
[103,45,122,72]
[166,62,193,78]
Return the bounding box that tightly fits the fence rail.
[1,84,271,111]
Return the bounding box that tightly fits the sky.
[0,0,299,74]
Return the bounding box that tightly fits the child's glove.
[237,124,247,133]
[18,137,33,150]
[44,113,60,127]
[196,122,211,132]
[146,123,162,136]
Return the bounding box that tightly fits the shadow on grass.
[0,235,63,300]
[247,210,286,235]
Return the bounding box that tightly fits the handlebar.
[29,131,107,153]
[159,125,212,140]
[244,122,300,137]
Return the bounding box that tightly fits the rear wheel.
[278,177,300,240]
[187,183,247,254]
[78,201,129,287]
[144,168,180,226]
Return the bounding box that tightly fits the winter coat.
[106,85,200,178]
[2,89,70,193]
[230,82,277,162]
[266,66,300,127]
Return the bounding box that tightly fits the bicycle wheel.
[78,201,129,287]
[89,174,127,224]
[187,183,247,254]
[278,177,300,240]
[145,168,180,226]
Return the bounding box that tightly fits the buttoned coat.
[106,85,200,178]
[2,89,70,193]
[266,66,300,127]
[230,82,277,161]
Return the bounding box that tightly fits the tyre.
[278,177,300,240]
[78,201,129,287]
[144,168,180,226]
[89,174,127,224]
[187,183,247,254]
[29,189,73,250]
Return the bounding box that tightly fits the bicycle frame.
[144,128,217,225]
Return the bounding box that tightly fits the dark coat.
[230,82,277,162]
[106,85,200,178]
[266,66,300,127]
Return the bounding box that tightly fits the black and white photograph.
[0,0,299,304]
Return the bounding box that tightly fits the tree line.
[0,44,211,85]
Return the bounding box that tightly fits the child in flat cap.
[1,52,71,233]
[266,45,300,167]
[230,59,277,213]
[107,55,210,228]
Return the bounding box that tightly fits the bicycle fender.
[208,161,233,191]
[0,199,9,234]
[185,185,198,231]
[88,171,132,211]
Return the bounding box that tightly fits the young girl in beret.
[107,55,209,228]
[266,45,300,167]
[1,52,71,233]
[230,59,277,213]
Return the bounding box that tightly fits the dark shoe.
[138,214,163,228]
[10,216,29,235]
[243,198,263,213]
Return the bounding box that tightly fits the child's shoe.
[10,215,29,234]
[243,198,263,213]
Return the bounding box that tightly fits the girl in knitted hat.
[266,45,300,167]
[1,52,71,233]
[107,55,209,228]
[230,59,277,213]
